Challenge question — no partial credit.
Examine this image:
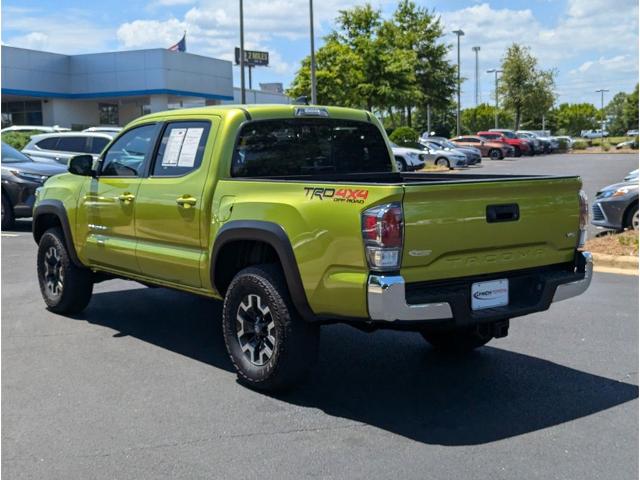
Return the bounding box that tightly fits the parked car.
[625,129,638,136]
[623,169,638,182]
[591,181,639,231]
[32,104,592,391]
[615,140,636,150]
[524,130,560,152]
[555,136,574,149]
[517,131,557,154]
[581,129,609,139]
[409,142,468,169]
[1,125,70,133]
[450,135,514,159]
[22,132,115,165]
[420,138,481,165]
[390,143,426,171]
[490,129,536,155]
[83,126,123,134]
[516,132,544,154]
[1,142,67,229]
[478,131,531,157]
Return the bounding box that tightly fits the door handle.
[118,193,136,203]
[176,195,197,208]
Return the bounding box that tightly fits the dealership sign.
[234,48,269,67]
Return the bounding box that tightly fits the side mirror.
[68,155,96,177]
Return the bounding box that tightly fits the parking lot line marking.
[1,233,20,237]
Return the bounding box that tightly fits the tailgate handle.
[486,204,519,223]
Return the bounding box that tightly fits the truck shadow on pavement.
[83,286,638,447]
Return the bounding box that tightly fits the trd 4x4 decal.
[303,187,369,204]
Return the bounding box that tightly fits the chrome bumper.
[367,275,453,322]
[552,251,593,302]
[367,252,593,322]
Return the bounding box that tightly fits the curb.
[592,252,638,272]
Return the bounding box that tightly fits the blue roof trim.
[2,88,234,101]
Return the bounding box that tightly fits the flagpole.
[239,0,246,104]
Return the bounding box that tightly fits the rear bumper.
[367,251,592,324]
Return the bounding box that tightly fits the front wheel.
[37,227,94,314]
[626,204,639,231]
[395,157,406,172]
[489,149,503,160]
[1,195,15,230]
[513,147,522,157]
[435,157,450,169]
[222,264,320,391]
[421,327,493,354]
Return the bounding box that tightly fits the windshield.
[501,131,517,139]
[1,143,32,163]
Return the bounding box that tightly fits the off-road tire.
[1,195,15,230]
[222,264,320,391]
[37,227,93,314]
[421,327,492,354]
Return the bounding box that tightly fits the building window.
[1,100,43,127]
[99,103,119,125]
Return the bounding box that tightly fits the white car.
[404,142,468,169]
[390,143,426,172]
[22,132,115,165]
[1,125,70,133]
[625,129,639,136]
[581,129,609,139]
[83,126,123,134]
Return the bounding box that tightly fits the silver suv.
[22,132,115,165]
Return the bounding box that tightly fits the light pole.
[452,30,464,136]
[239,0,246,104]
[596,88,609,137]
[309,0,317,104]
[472,46,480,105]
[486,68,502,129]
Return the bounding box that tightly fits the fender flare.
[32,199,83,267]
[210,220,318,322]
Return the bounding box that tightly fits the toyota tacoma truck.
[32,105,592,391]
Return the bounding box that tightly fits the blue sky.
[3,0,638,107]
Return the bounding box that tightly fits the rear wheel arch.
[211,221,317,322]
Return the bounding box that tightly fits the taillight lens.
[362,203,403,271]
[578,189,588,248]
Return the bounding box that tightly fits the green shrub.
[389,126,418,146]
[1,131,39,150]
[633,137,639,150]
[601,141,611,152]
[572,140,588,150]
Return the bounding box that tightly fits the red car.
[477,131,530,157]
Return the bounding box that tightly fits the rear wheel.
[489,149,502,160]
[435,157,450,169]
[37,227,93,314]
[1,195,15,230]
[222,264,320,391]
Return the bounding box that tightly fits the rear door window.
[56,136,89,153]
[36,138,60,150]
[90,137,111,154]
[231,119,392,177]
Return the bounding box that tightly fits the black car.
[1,142,67,229]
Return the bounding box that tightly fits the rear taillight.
[578,189,588,248]
[361,203,403,271]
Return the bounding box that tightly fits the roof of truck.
[134,104,371,124]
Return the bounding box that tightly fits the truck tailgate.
[401,176,581,283]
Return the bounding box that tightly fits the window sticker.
[162,128,186,166]
[178,128,204,167]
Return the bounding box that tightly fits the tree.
[461,104,513,133]
[605,92,629,136]
[551,103,599,136]
[623,84,639,132]
[498,44,555,130]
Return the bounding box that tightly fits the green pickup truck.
[33,104,592,391]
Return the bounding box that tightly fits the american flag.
[168,33,186,52]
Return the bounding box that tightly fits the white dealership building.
[1,45,290,129]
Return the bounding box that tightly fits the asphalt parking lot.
[2,153,639,479]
